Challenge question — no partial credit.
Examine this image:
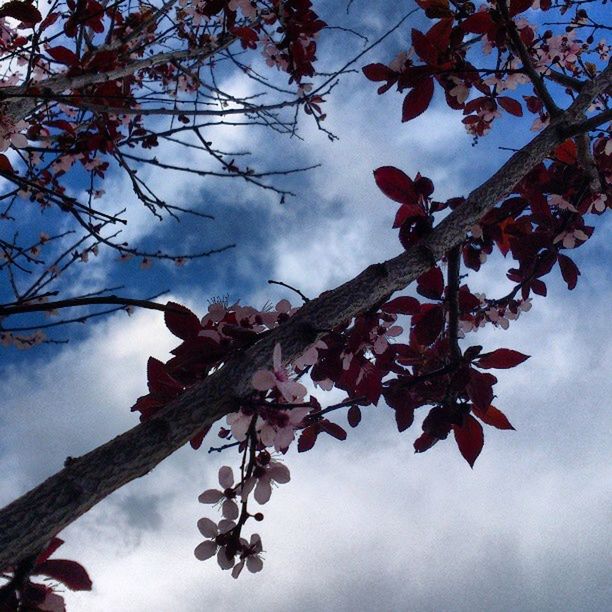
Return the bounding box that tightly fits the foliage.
[0,0,609,607]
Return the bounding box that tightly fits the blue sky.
[1,1,611,610]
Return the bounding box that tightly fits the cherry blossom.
[231,534,264,578]
[257,406,311,451]
[251,343,307,402]
[198,466,240,520]
[242,457,291,504]
[194,517,236,562]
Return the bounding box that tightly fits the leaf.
[0,154,15,174]
[297,425,319,452]
[393,203,427,227]
[34,559,93,591]
[475,348,529,369]
[415,0,452,18]
[411,303,444,346]
[373,166,416,204]
[554,139,577,165]
[467,369,497,411]
[472,404,515,430]
[347,405,361,428]
[320,419,347,441]
[460,11,495,35]
[362,63,395,81]
[382,296,421,315]
[411,29,438,65]
[413,432,438,453]
[509,0,534,16]
[497,96,523,117]
[0,0,42,24]
[35,538,64,565]
[557,253,580,290]
[402,77,434,122]
[417,266,444,300]
[189,425,211,449]
[453,415,484,467]
[47,46,79,66]
[395,404,415,432]
[147,357,183,397]
[164,301,201,339]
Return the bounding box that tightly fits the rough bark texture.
[0,61,609,569]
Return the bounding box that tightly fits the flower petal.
[197,517,218,538]
[194,540,217,561]
[251,370,276,391]
[222,499,239,520]
[218,465,234,489]
[198,489,224,504]
[268,462,290,484]
[246,555,264,573]
[254,478,272,504]
[217,546,235,570]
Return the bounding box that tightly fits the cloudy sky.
[1,2,611,611]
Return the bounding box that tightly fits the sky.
[1,2,611,611]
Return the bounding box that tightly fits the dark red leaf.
[373,166,417,204]
[415,0,452,18]
[557,253,580,290]
[47,46,79,66]
[460,11,494,34]
[347,405,361,428]
[34,559,92,591]
[453,414,484,467]
[411,29,438,65]
[298,425,319,452]
[417,266,444,300]
[413,432,438,453]
[393,203,427,227]
[35,538,64,566]
[362,63,395,82]
[39,11,60,31]
[467,369,497,410]
[382,296,421,315]
[0,154,15,174]
[319,419,347,441]
[472,404,515,430]
[426,17,453,51]
[402,77,434,122]
[190,425,211,449]
[509,0,534,16]
[395,404,415,432]
[497,96,523,117]
[475,348,529,369]
[412,303,444,346]
[164,301,201,340]
[554,139,577,165]
[531,278,547,296]
[0,1,42,24]
[147,357,183,397]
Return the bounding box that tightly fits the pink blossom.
[257,406,311,451]
[231,534,264,578]
[226,410,253,441]
[553,228,589,249]
[242,459,290,504]
[194,517,236,563]
[198,466,240,520]
[251,343,307,402]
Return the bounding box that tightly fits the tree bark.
[0,60,609,570]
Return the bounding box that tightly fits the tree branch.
[0,59,609,570]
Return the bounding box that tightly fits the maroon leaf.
[373,166,417,204]
[460,11,494,34]
[298,425,319,452]
[413,432,438,453]
[34,559,93,591]
[0,154,14,174]
[362,63,395,81]
[509,0,534,16]
[189,425,211,449]
[557,254,580,290]
[382,296,421,315]
[472,404,515,430]
[467,369,497,411]
[393,203,427,227]
[147,357,183,397]
[412,304,444,346]
[554,139,577,165]
[320,419,347,441]
[347,405,361,428]
[164,301,201,340]
[395,404,415,432]
[402,77,434,122]
[453,415,484,467]
[47,46,79,66]
[35,538,64,565]
[417,266,444,300]
[497,96,523,117]
[475,348,530,369]
[0,1,42,24]
[411,29,438,65]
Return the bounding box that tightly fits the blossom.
[198,466,240,520]
[553,228,590,249]
[194,517,236,568]
[251,343,307,402]
[242,459,290,504]
[226,410,253,441]
[231,534,264,578]
[257,406,311,451]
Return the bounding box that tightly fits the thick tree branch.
[0,60,609,570]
